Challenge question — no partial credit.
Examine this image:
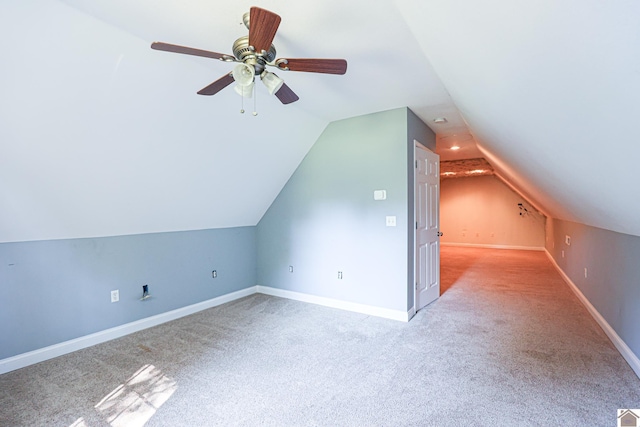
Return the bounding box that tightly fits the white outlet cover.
[386,216,397,226]
[111,290,119,303]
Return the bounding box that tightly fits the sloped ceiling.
[1,1,639,242]
[396,0,640,236]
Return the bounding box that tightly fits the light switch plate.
[374,190,387,200]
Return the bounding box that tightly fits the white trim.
[1,285,416,374]
[441,242,545,251]
[256,286,412,322]
[0,286,257,375]
[545,250,640,379]
[414,139,430,152]
[412,141,419,317]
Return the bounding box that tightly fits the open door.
[415,142,440,311]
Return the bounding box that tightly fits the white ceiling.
[1,0,639,242]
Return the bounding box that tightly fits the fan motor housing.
[233,36,276,73]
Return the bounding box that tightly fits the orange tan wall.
[440,175,545,249]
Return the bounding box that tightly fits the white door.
[415,142,440,311]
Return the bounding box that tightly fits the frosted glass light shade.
[261,72,284,95]
[234,82,254,98]
[232,63,255,86]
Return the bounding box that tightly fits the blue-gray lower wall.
[0,226,256,359]
[256,108,435,313]
[546,218,640,361]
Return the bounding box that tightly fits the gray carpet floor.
[1,247,639,426]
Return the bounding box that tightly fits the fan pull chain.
[240,88,245,114]
[252,84,258,116]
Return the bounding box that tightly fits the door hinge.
[415,160,418,168]
[415,221,418,229]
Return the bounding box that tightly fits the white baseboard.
[545,250,640,379]
[442,242,545,251]
[1,285,414,375]
[256,286,412,322]
[0,286,257,375]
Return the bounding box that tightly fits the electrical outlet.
[565,235,571,245]
[338,271,343,279]
[212,270,217,278]
[111,290,119,303]
[385,216,397,227]
[289,266,293,273]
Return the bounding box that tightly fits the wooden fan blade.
[151,42,228,60]
[276,58,347,75]
[249,7,281,54]
[197,73,234,96]
[274,83,299,104]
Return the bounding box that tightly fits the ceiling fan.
[151,7,347,105]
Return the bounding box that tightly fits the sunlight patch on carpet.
[94,364,177,427]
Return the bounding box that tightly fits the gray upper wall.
[0,227,256,359]
[257,108,435,313]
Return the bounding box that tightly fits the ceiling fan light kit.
[261,72,284,95]
[150,6,347,111]
[233,81,254,98]
[232,63,255,86]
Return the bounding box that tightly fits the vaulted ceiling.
[2,0,638,243]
